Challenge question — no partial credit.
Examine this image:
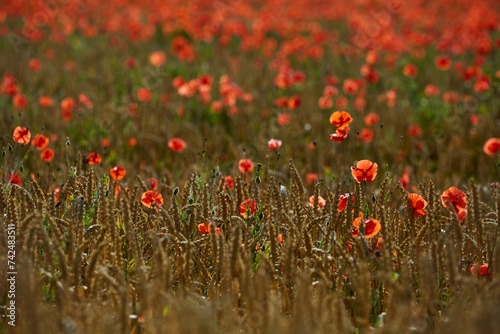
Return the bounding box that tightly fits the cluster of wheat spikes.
[1,156,499,333]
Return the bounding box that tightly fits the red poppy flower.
[364,113,380,127]
[288,95,301,109]
[238,159,253,173]
[335,97,348,109]
[342,79,359,95]
[483,138,500,157]
[351,217,382,239]
[338,193,354,212]
[278,233,284,244]
[198,223,221,237]
[329,111,352,129]
[41,148,54,162]
[239,199,257,218]
[38,96,53,107]
[137,88,152,102]
[31,134,49,150]
[13,93,28,109]
[168,138,186,152]
[318,96,333,109]
[358,128,374,143]
[400,167,410,190]
[408,193,428,216]
[323,85,339,97]
[424,84,440,97]
[268,139,282,150]
[13,126,31,144]
[149,51,166,67]
[141,190,164,208]
[8,173,22,187]
[54,187,60,203]
[435,56,451,70]
[402,64,418,77]
[470,263,492,277]
[306,173,318,186]
[110,166,126,180]
[308,195,325,208]
[330,126,350,143]
[224,175,234,190]
[351,160,378,183]
[87,152,102,165]
[277,113,291,126]
[407,124,422,137]
[148,177,158,190]
[441,187,467,222]
[101,138,111,148]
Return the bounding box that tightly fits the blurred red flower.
[41,148,54,162]
[110,166,126,180]
[13,126,31,144]
[168,138,186,152]
[31,134,49,150]
[238,159,253,173]
[483,138,500,157]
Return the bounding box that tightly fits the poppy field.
[1,0,500,332]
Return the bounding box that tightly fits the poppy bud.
[189,198,194,204]
[256,177,261,184]
[186,209,191,215]
[173,187,179,195]
[259,212,264,220]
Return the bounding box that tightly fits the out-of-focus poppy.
[13,94,27,109]
[351,217,381,239]
[308,195,325,207]
[306,173,318,186]
[239,199,257,218]
[435,55,451,70]
[87,152,102,165]
[8,173,22,186]
[329,111,352,129]
[330,126,350,143]
[351,160,378,183]
[403,64,417,76]
[407,124,422,137]
[364,113,380,127]
[470,263,492,277]
[141,190,164,208]
[441,187,467,222]
[483,138,500,157]
[31,134,49,150]
[408,193,428,216]
[110,166,126,180]
[168,138,186,152]
[41,148,54,162]
[358,128,374,143]
[137,88,152,102]
[277,113,291,126]
[268,139,282,150]
[148,177,158,190]
[238,159,253,173]
[13,126,31,144]
[198,223,221,237]
[149,51,166,67]
[38,96,53,107]
[224,175,234,190]
[400,167,410,190]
